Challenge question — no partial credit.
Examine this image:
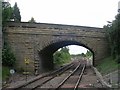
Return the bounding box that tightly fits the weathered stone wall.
[4,22,109,73]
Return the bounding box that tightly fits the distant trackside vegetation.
[97,13,120,74]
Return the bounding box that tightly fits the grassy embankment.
[2,66,10,81]
[96,56,120,75]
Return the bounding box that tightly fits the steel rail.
[30,63,75,90]
[55,62,81,90]
[13,62,74,90]
[74,64,86,90]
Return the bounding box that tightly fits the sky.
[68,45,88,54]
[8,0,119,54]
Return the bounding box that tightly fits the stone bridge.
[4,22,109,73]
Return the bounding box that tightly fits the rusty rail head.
[31,63,74,90]
[55,62,81,90]
[11,62,74,90]
[74,64,86,90]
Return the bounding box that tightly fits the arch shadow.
[38,40,94,71]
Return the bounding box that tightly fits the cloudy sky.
[9,0,119,54]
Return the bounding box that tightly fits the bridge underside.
[38,40,94,72]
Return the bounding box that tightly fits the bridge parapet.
[6,21,105,32]
[5,22,106,38]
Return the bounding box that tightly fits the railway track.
[55,63,85,90]
[11,60,86,90]
[32,61,85,90]
[12,61,75,90]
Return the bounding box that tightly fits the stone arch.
[37,39,95,72]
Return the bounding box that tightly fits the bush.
[53,47,71,65]
[104,14,120,62]
[2,42,16,67]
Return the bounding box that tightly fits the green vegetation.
[2,43,16,81]
[2,1,13,26]
[71,54,81,59]
[71,50,93,59]
[28,17,36,23]
[53,47,71,65]
[2,42,16,67]
[13,2,21,22]
[97,14,120,75]
[2,1,18,81]
[85,50,92,58]
[80,53,86,57]
[71,53,86,58]
[2,66,10,81]
[96,56,120,75]
[71,54,81,58]
[104,14,120,63]
[84,50,93,60]
[2,1,21,26]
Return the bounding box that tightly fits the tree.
[2,1,13,26]
[53,47,71,65]
[86,50,92,57]
[13,2,21,22]
[104,14,120,63]
[81,53,86,57]
[28,17,36,23]
[60,47,69,53]
[53,51,63,64]
[2,1,21,25]
[2,42,16,67]
[2,1,16,67]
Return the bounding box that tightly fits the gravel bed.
[78,67,103,88]
[40,66,75,88]
[41,66,104,88]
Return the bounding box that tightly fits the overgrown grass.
[2,66,10,81]
[96,56,120,75]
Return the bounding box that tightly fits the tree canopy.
[104,13,120,63]
[2,42,16,67]
[2,1,17,67]
[53,47,71,65]
[13,2,21,22]
[86,50,92,57]
[28,17,36,23]
[2,2,13,26]
[2,1,21,26]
